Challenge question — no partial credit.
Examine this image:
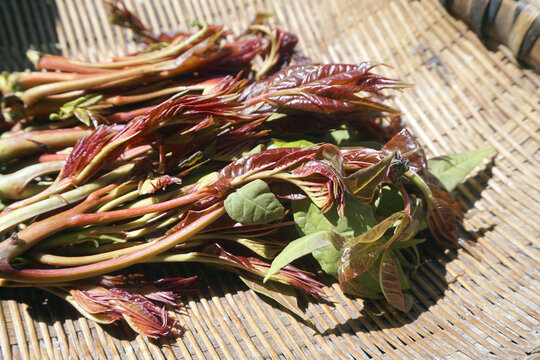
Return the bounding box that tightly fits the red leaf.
[269,181,308,200]
[218,147,311,179]
[59,125,115,180]
[343,152,394,203]
[337,212,403,292]
[243,63,406,115]
[66,274,198,337]
[379,250,412,312]
[341,148,385,174]
[202,36,265,72]
[427,184,463,248]
[202,243,325,297]
[382,129,427,173]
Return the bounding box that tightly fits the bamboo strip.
[0,1,538,359]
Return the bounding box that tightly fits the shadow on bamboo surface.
[0,0,539,359]
[0,0,61,72]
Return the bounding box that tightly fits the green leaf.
[224,179,285,224]
[239,276,309,321]
[293,198,332,235]
[375,185,404,218]
[264,231,337,282]
[312,245,342,276]
[266,139,315,149]
[379,249,413,312]
[292,197,376,277]
[50,95,103,121]
[140,41,170,53]
[189,19,204,28]
[344,152,395,203]
[393,247,418,272]
[0,72,21,93]
[73,108,93,127]
[427,148,495,192]
[385,199,424,248]
[245,144,266,155]
[266,112,288,122]
[293,197,376,238]
[26,49,41,66]
[324,126,359,146]
[345,212,403,246]
[337,212,402,290]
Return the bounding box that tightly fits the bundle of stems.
[0,2,482,337]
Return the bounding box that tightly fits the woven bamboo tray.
[1,0,539,359]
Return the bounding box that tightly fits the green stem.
[403,170,434,216]
[16,71,88,89]
[34,209,175,251]
[55,242,138,256]
[104,86,196,106]
[250,25,278,80]
[4,158,131,212]
[94,187,139,212]
[125,212,182,238]
[29,241,153,266]
[0,128,91,162]
[146,251,233,266]
[34,230,129,251]
[0,164,132,236]
[147,252,283,284]
[0,183,118,265]
[67,190,207,227]
[21,26,213,106]
[20,61,174,106]
[0,161,63,199]
[35,24,209,71]
[0,206,225,283]
[0,184,207,265]
[384,212,408,250]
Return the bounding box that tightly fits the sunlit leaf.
[344,152,394,203]
[292,197,376,277]
[224,179,285,224]
[267,139,315,149]
[324,126,359,146]
[338,241,384,287]
[235,237,284,259]
[337,212,402,291]
[312,245,342,277]
[50,94,104,121]
[427,148,495,192]
[246,63,406,115]
[346,212,403,246]
[292,197,375,239]
[382,129,427,172]
[265,230,338,282]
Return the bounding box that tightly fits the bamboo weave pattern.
[0,0,539,359]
